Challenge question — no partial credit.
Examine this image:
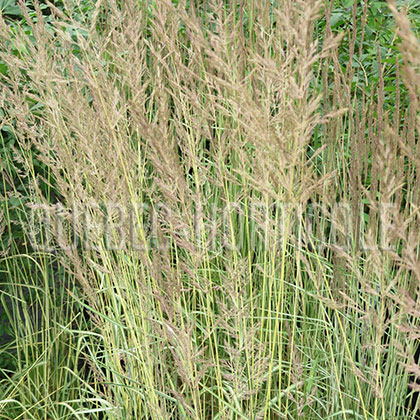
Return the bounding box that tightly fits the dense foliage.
[1,1,420,419]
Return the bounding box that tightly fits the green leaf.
[0,0,22,17]
[7,197,22,207]
[342,0,354,8]
[330,13,344,28]
[0,61,7,75]
[1,125,14,136]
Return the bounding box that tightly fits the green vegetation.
[1,0,420,419]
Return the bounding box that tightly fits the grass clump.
[0,0,420,419]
